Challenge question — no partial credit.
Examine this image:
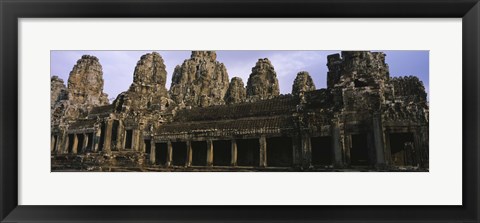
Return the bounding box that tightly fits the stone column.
[116,121,124,150]
[419,127,429,168]
[63,133,69,154]
[259,136,267,167]
[72,134,79,154]
[54,135,59,153]
[413,131,423,167]
[56,134,61,154]
[93,126,101,152]
[150,141,156,164]
[186,141,193,167]
[372,113,386,167]
[51,135,56,152]
[137,130,142,151]
[301,133,312,168]
[384,132,393,165]
[292,135,301,167]
[82,133,88,153]
[332,117,344,167]
[231,139,237,166]
[166,141,173,167]
[103,120,113,152]
[206,140,214,167]
[61,132,67,154]
[345,135,352,165]
[133,130,142,151]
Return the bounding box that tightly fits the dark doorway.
[98,123,105,151]
[53,135,58,152]
[125,129,133,149]
[144,140,151,154]
[67,134,74,153]
[213,140,231,166]
[191,141,207,166]
[76,134,84,153]
[236,138,260,166]
[86,133,93,152]
[155,143,168,166]
[172,142,187,166]
[350,134,370,166]
[111,120,119,150]
[311,136,333,166]
[266,137,293,167]
[389,132,415,166]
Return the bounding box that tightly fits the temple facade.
[51,51,429,171]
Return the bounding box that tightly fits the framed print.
[1,0,479,222]
[49,49,430,173]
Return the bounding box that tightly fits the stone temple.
[51,51,429,171]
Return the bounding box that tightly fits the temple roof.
[156,91,335,136]
[174,94,298,122]
[157,115,294,135]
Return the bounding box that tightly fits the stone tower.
[246,58,280,101]
[169,51,230,108]
[113,52,171,112]
[292,71,316,96]
[225,77,246,104]
[51,75,68,109]
[326,51,394,111]
[67,55,109,106]
[54,55,110,121]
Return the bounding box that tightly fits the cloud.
[269,51,321,77]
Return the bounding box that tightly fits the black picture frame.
[1,0,479,222]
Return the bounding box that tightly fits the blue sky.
[51,50,429,102]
